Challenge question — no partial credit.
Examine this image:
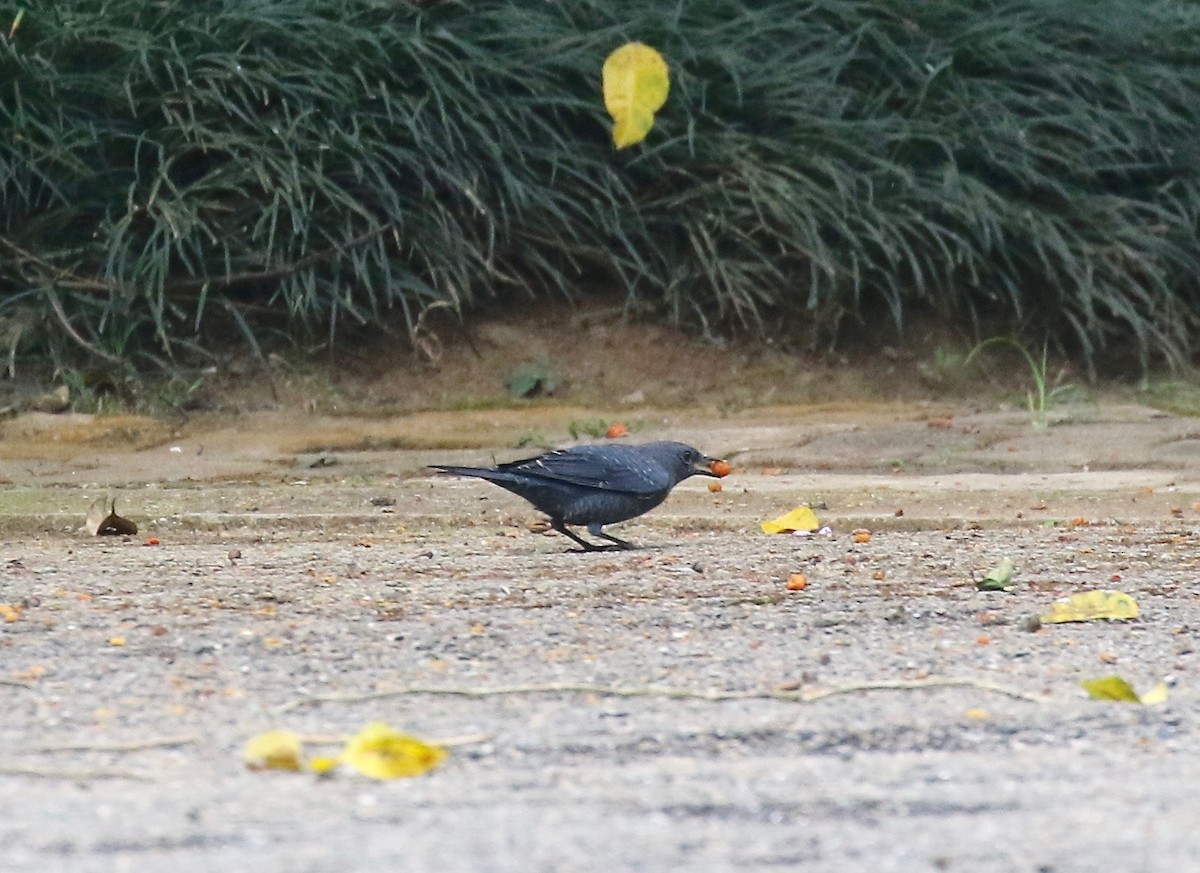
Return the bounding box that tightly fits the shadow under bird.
[430,441,723,551]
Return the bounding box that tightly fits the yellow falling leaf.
[761,506,821,535]
[1081,675,1168,705]
[1040,590,1139,624]
[339,722,446,780]
[243,729,303,772]
[602,42,670,149]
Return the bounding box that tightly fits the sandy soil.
[1,312,1199,872]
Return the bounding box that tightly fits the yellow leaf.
[761,506,821,535]
[309,756,341,776]
[339,722,446,780]
[243,729,303,772]
[602,42,669,149]
[1138,682,1169,705]
[1080,675,1140,702]
[1040,590,1138,624]
[1081,675,1168,705]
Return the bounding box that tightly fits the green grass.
[2,0,1199,375]
[965,337,1076,428]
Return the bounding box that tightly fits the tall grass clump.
[1,0,1198,374]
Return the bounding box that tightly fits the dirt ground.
[2,311,1199,872]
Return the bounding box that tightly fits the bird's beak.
[695,455,721,477]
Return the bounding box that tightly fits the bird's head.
[649,441,724,483]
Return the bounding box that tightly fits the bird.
[430,441,721,551]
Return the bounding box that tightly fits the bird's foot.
[553,521,637,552]
[593,533,636,550]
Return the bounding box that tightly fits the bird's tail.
[429,465,521,484]
[429,462,537,491]
[430,464,486,476]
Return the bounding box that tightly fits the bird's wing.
[501,446,670,495]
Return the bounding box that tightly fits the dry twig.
[22,735,199,754]
[274,678,1040,715]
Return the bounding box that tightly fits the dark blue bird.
[430,441,721,551]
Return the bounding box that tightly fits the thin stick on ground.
[274,678,1041,715]
[295,732,492,748]
[22,735,200,754]
[0,764,156,781]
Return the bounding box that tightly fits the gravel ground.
[1,402,1199,872]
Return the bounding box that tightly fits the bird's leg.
[588,523,636,550]
[551,519,607,552]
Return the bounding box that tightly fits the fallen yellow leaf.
[339,722,446,780]
[602,42,670,149]
[1139,682,1169,705]
[243,729,304,772]
[1040,590,1138,624]
[762,506,820,535]
[309,756,341,776]
[1081,675,1168,704]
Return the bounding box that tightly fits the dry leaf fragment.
[762,506,820,535]
[1081,675,1168,704]
[31,384,70,414]
[309,756,340,776]
[85,497,138,536]
[243,729,304,772]
[339,722,446,780]
[1040,591,1139,624]
[1138,682,1170,705]
[976,557,1015,591]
